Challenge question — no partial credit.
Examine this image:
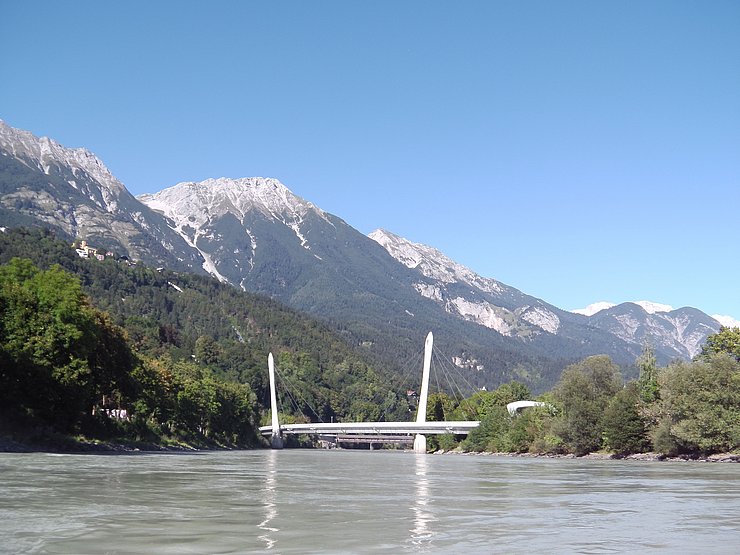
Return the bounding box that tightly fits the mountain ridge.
[0,120,732,389]
[138,177,332,285]
[367,230,722,361]
[0,120,207,274]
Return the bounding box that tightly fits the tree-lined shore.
[1,227,738,457]
[424,330,740,458]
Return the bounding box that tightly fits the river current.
[1,449,738,554]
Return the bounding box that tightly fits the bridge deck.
[259,420,480,437]
[334,435,414,445]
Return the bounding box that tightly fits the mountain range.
[0,120,731,391]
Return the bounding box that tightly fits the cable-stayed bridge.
[259,332,481,453]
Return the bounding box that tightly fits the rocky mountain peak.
[138,176,337,286]
[0,121,206,272]
[0,120,124,202]
[139,177,327,226]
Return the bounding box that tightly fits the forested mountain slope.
[0,227,412,441]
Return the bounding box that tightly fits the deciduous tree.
[700,326,740,361]
[654,356,740,454]
[552,355,622,455]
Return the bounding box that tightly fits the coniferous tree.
[637,342,659,403]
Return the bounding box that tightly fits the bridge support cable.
[266,353,329,449]
[271,358,326,423]
[432,345,478,399]
[431,345,481,420]
[376,342,424,423]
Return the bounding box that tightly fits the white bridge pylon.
[259,331,480,453]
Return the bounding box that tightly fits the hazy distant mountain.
[369,229,565,337]
[573,300,674,317]
[572,301,722,358]
[0,120,730,391]
[370,229,722,361]
[0,120,205,272]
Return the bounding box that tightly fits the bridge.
[259,332,481,453]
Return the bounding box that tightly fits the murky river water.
[1,449,738,554]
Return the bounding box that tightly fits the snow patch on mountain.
[633,301,674,314]
[140,177,329,230]
[288,220,310,250]
[139,177,327,261]
[176,224,229,283]
[245,228,257,270]
[138,177,330,278]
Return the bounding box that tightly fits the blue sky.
[2,1,739,321]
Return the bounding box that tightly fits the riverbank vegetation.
[427,330,740,457]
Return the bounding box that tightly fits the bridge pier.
[413,434,427,454]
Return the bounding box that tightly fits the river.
[1,449,738,554]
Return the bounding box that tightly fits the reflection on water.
[2,451,740,554]
[409,454,433,550]
[258,449,279,550]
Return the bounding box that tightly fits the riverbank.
[0,423,258,454]
[433,448,740,462]
[0,432,202,454]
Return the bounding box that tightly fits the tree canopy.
[700,326,740,361]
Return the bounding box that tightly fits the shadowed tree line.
[0,257,260,446]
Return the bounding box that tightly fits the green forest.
[425,329,740,457]
[1,227,739,456]
[0,227,410,449]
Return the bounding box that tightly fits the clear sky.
[2,1,739,321]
